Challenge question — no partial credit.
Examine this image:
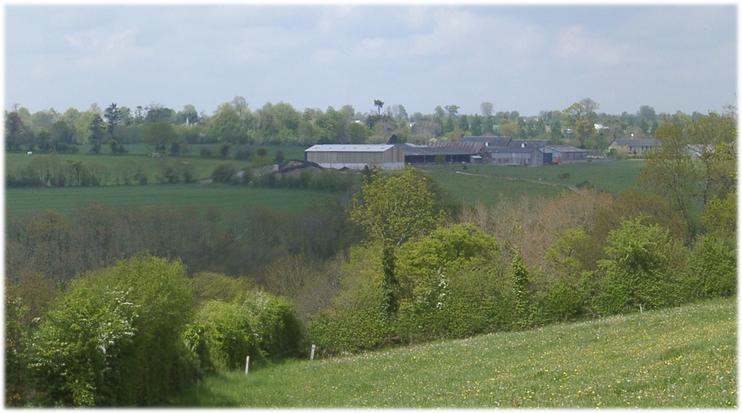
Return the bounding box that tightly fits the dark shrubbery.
[156,160,196,183]
[252,169,359,193]
[211,164,238,183]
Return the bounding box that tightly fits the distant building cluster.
[304,136,597,170]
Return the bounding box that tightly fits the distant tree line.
[5,98,717,154]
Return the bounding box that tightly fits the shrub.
[595,217,688,315]
[241,292,304,361]
[184,293,303,373]
[157,160,196,184]
[28,257,194,406]
[191,272,255,304]
[308,244,393,355]
[184,300,262,373]
[5,294,29,406]
[200,147,213,158]
[219,144,231,159]
[396,266,514,343]
[211,164,238,183]
[684,235,736,299]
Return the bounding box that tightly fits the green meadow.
[175,298,736,408]
[5,184,338,220]
[425,160,645,206]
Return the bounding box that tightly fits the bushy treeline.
[5,257,305,406]
[212,163,361,193]
[6,156,199,187]
[7,200,359,284]
[306,163,736,356]
[7,98,719,153]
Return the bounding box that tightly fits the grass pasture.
[424,160,645,207]
[5,184,338,220]
[175,298,735,408]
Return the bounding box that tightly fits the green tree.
[142,122,177,153]
[373,99,384,115]
[88,114,106,154]
[686,112,737,205]
[640,120,698,238]
[563,98,599,148]
[5,111,29,151]
[350,167,440,319]
[348,122,370,143]
[480,101,494,118]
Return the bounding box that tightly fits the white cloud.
[63,28,151,69]
[553,25,628,66]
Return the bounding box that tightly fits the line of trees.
[6,98,713,153]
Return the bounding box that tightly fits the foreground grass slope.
[176,298,735,408]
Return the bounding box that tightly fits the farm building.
[400,142,485,164]
[541,145,588,164]
[609,138,661,157]
[485,140,548,166]
[304,144,404,170]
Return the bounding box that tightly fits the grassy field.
[175,298,736,408]
[424,160,645,207]
[6,184,338,220]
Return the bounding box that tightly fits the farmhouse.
[609,138,661,157]
[304,144,404,170]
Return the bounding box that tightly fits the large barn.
[304,144,405,170]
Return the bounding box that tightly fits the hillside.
[175,298,736,408]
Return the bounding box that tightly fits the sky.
[4,4,738,116]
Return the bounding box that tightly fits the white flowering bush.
[28,256,193,406]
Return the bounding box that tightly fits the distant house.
[304,144,404,170]
[609,138,661,157]
[541,145,588,164]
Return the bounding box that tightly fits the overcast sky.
[4,5,737,116]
